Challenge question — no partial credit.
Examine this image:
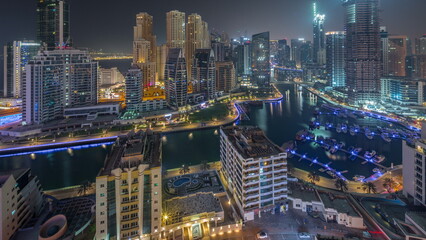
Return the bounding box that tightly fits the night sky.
[0,0,425,53]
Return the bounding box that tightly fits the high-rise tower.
[186,14,210,81]
[343,0,381,105]
[166,10,186,50]
[251,32,271,89]
[36,0,71,49]
[313,1,326,65]
[326,32,346,87]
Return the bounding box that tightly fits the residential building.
[380,77,421,105]
[36,0,71,49]
[251,32,271,89]
[386,35,408,77]
[133,13,157,88]
[415,35,426,55]
[406,55,426,79]
[95,131,162,240]
[100,67,125,86]
[312,1,326,65]
[380,27,389,76]
[403,123,426,207]
[326,32,346,87]
[125,67,143,112]
[234,41,251,76]
[220,126,287,221]
[186,13,210,80]
[0,169,44,240]
[3,41,41,98]
[166,10,186,50]
[165,48,188,109]
[23,49,98,125]
[216,61,236,93]
[291,38,312,69]
[343,0,381,105]
[276,39,291,68]
[156,44,168,82]
[192,49,216,100]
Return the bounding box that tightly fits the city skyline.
[1,0,426,53]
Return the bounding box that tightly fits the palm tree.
[383,177,396,193]
[335,178,348,192]
[308,172,320,185]
[362,182,377,194]
[78,181,92,196]
[179,164,190,175]
[200,161,210,172]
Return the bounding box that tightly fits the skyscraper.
[125,67,143,112]
[380,26,389,76]
[386,35,408,77]
[3,41,41,98]
[312,1,326,65]
[216,61,236,93]
[251,32,271,89]
[23,49,98,125]
[36,0,71,49]
[291,38,312,68]
[165,48,188,109]
[235,41,251,76]
[166,10,186,50]
[192,49,216,100]
[277,39,291,67]
[326,32,346,87]
[343,0,381,105]
[133,12,156,62]
[133,13,157,88]
[186,13,210,80]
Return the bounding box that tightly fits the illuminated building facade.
[166,10,186,50]
[215,61,236,93]
[165,48,188,109]
[36,0,71,49]
[386,35,408,77]
[192,49,216,100]
[3,41,41,98]
[251,32,271,89]
[312,1,326,65]
[343,0,381,105]
[23,49,98,125]
[220,126,288,221]
[95,132,162,240]
[326,32,346,87]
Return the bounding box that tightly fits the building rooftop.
[99,130,161,176]
[406,211,426,232]
[319,192,359,217]
[0,168,30,188]
[221,126,283,159]
[164,192,223,225]
[288,182,321,202]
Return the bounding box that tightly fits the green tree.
[179,164,191,175]
[335,178,348,192]
[383,177,396,193]
[362,182,377,194]
[200,161,210,172]
[308,171,320,185]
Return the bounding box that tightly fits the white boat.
[374,155,386,163]
[353,175,366,182]
[342,124,348,134]
[373,168,381,173]
[364,151,377,159]
[381,133,391,143]
[336,124,342,133]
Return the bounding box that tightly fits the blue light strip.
[0,136,118,154]
[0,142,115,158]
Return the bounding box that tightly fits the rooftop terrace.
[221,126,283,159]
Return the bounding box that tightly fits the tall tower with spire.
[313,0,326,65]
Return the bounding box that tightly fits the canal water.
[0,83,403,190]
